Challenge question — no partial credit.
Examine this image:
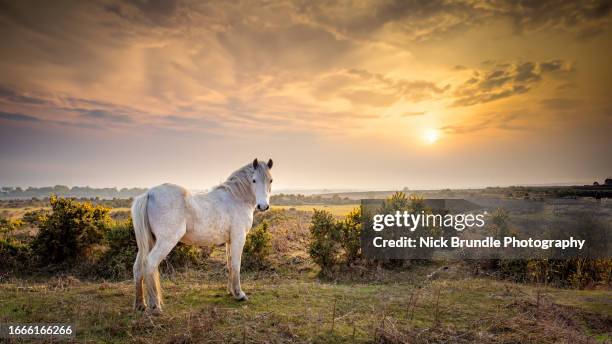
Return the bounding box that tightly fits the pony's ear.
[253,158,259,169]
[267,158,273,169]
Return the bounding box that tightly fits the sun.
[423,129,440,144]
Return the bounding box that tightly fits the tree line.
[0,186,148,200]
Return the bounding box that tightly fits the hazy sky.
[0,0,611,191]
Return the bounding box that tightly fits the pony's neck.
[218,166,256,208]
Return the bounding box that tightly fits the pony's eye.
[270,179,273,183]
[252,179,256,183]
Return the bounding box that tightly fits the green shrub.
[309,209,342,275]
[526,258,612,289]
[0,238,30,272]
[21,209,48,227]
[0,216,24,234]
[165,243,210,271]
[31,196,110,265]
[340,207,362,264]
[95,219,138,279]
[243,221,273,270]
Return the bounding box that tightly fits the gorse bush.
[380,191,411,213]
[308,207,364,275]
[95,219,138,279]
[309,209,342,275]
[243,221,272,270]
[0,216,23,234]
[0,238,30,272]
[165,243,210,271]
[32,196,110,264]
[21,209,48,227]
[526,258,612,289]
[340,207,362,263]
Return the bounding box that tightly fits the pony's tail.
[132,193,153,279]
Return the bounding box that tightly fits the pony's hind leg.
[144,229,184,314]
[144,242,172,314]
[133,251,146,311]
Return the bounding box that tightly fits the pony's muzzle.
[257,204,270,211]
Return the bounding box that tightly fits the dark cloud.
[539,60,566,73]
[0,110,100,130]
[0,85,139,125]
[297,0,612,43]
[452,60,572,106]
[501,0,612,35]
[0,86,49,106]
[102,0,181,26]
[77,109,133,123]
[0,111,41,122]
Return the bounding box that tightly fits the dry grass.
[1,269,610,343]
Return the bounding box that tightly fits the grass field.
[1,266,610,343]
[273,204,359,216]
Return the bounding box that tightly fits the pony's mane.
[214,164,256,203]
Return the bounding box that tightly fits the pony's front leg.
[229,232,248,301]
[225,243,232,295]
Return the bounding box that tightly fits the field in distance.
[273,203,359,216]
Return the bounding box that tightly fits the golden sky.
[0,0,611,190]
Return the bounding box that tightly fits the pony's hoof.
[134,303,147,312]
[147,306,162,316]
[235,293,249,302]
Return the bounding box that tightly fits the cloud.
[0,86,50,106]
[452,60,573,106]
[312,69,449,108]
[0,109,102,130]
[0,111,41,122]
[296,0,612,44]
[76,109,133,124]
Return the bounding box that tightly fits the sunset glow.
[423,129,440,144]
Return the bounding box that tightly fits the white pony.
[131,158,273,314]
